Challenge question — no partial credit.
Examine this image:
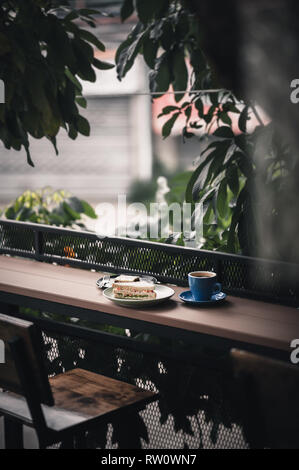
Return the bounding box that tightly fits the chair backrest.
[231,348,299,449]
[0,313,53,406]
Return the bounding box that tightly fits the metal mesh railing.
[41,323,249,449]
[0,219,299,306]
[1,219,293,448]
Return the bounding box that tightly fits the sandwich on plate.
[112,281,156,300]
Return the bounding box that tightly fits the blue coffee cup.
[188,271,221,301]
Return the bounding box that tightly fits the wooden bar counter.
[0,255,298,354]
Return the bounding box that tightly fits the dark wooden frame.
[0,220,297,448]
[231,349,299,449]
[0,293,290,363]
[0,314,158,449]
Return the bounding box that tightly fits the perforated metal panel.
[0,220,298,306]
[1,219,293,448]
[41,326,249,449]
[0,222,35,255]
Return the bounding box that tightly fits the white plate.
[103,285,175,308]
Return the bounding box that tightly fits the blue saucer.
[179,290,227,306]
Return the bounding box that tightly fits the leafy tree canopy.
[1,0,298,260]
[116,0,298,261]
[0,0,113,166]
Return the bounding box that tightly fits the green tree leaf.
[76,96,87,108]
[185,153,215,203]
[116,24,145,79]
[220,112,232,126]
[195,98,204,117]
[93,58,115,70]
[25,145,34,167]
[65,69,83,92]
[142,36,158,68]
[186,141,231,203]
[227,186,247,251]
[136,0,166,24]
[78,29,105,52]
[158,105,179,117]
[227,164,239,195]
[64,11,79,22]
[238,105,250,133]
[217,181,228,218]
[121,0,134,22]
[162,112,180,139]
[62,202,81,221]
[72,37,97,82]
[67,196,84,213]
[152,52,171,93]
[82,200,97,218]
[76,115,90,136]
[76,9,102,19]
[213,126,234,139]
[173,49,188,102]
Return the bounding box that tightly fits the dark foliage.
[0,0,113,166]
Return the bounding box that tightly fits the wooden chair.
[231,349,299,449]
[0,313,158,449]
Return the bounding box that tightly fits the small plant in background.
[1,187,97,229]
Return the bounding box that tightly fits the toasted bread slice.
[113,281,156,300]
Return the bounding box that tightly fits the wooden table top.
[0,255,298,352]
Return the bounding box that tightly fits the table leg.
[4,417,23,449]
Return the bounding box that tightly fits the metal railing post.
[34,229,43,261]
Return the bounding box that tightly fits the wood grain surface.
[0,255,298,352]
[50,369,155,418]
